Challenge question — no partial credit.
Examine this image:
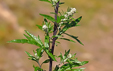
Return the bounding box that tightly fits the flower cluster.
[63,8,76,21]
[52,0,58,6]
[58,8,76,28]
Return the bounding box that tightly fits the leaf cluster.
[8,0,88,71]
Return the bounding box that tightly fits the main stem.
[49,1,59,71]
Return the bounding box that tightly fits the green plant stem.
[49,1,60,71]
[36,60,41,68]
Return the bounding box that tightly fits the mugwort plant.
[8,0,88,71]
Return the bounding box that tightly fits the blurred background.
[0,0,113,71]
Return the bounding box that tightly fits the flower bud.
[42,25,48,32]
[35,53,39,59]
[59,22,63,25]
[64,14,68,18]
[67,12,73,16]
[41,49,44,52]
[52,0,58,5]
[70,8,76,14]
[52,0,58,3]
[63,58,68,62]
[35,53,37,56]
[68,54,72,58]
[61,18,67,21]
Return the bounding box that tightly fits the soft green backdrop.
[0,0,113,71]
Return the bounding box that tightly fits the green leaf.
[64,33,84,45]
[70,16,82,27]
[8,39,42,47]
[24,34,32,40]
[25,52,37,61]
[55,41,60,45]
[8,39,29,44]
[66,68,85,71]
[58,58,88,71]
[59,62,84,71]
[38,35,44,46]
[44,17,48,22]
[64,49,70,57]
[36,25,42,30]
[44,18,48,26]
[39,0,51,3]
[42,59,50,63]
[73,58,88,65]
[55,41,60,46]
[59,38,76,43]
[36,48,43,57]
[54,65,59,71]
[40,14,56,22]
[25,51,33,57]
[49,25,53,33]
[55,41,60,44]
[80,61,89,65]
[33,65,43,71]
[57,15,62,23]
[58,53,64,62]
[71,53,77,58]
[25,30,44,46]
[44,35,49,48]
[26,54,37,62]
[59,2,65,5]
[50,12,55,14]
[52,35,62,38]
[45,49,57,61]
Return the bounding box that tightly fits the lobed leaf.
[25,30,44,46]
[8,39,39,46]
